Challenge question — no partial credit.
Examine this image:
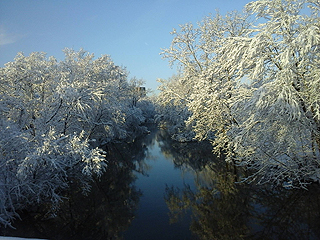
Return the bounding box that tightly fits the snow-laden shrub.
[0,120,107,227]
[0,48,152,227]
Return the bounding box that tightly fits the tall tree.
[159,0,320,187]
[222,0,320,187]
[158,11,251,143]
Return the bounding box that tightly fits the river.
[1,126,320,239]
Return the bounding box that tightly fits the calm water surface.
[1,127,320,240]
[122,130,196,240]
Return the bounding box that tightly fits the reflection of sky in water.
[124,129,320,240]
[124,136,195,240]
[2,126,319,239]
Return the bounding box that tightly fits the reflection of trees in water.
[248,184,320,240]
[166,172,320,239]
[156,129,217,171]
[162,133,320,240]
[165,168,251,239]
[0,130,156,240]
[107,123,158,178]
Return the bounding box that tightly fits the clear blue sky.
[0,0,252,91]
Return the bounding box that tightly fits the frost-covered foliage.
[0,49,151,227]
[156,75,195,142]
[159,0,320,187]
[0,49,149,143]
[136,96,157,123]
[158,10,251,144]
[226,0,320,187]
[0,122,106,227]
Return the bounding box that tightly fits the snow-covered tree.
[156,74,195,141]
[0,48,151,226]
[222,0,320,187]
[184,11,251,152]
[159,11,251,145]
[160,0,320,187]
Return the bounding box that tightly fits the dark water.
[1,127,320,239]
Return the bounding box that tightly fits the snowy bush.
[156,75,196,141]
[0,48,150,227]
